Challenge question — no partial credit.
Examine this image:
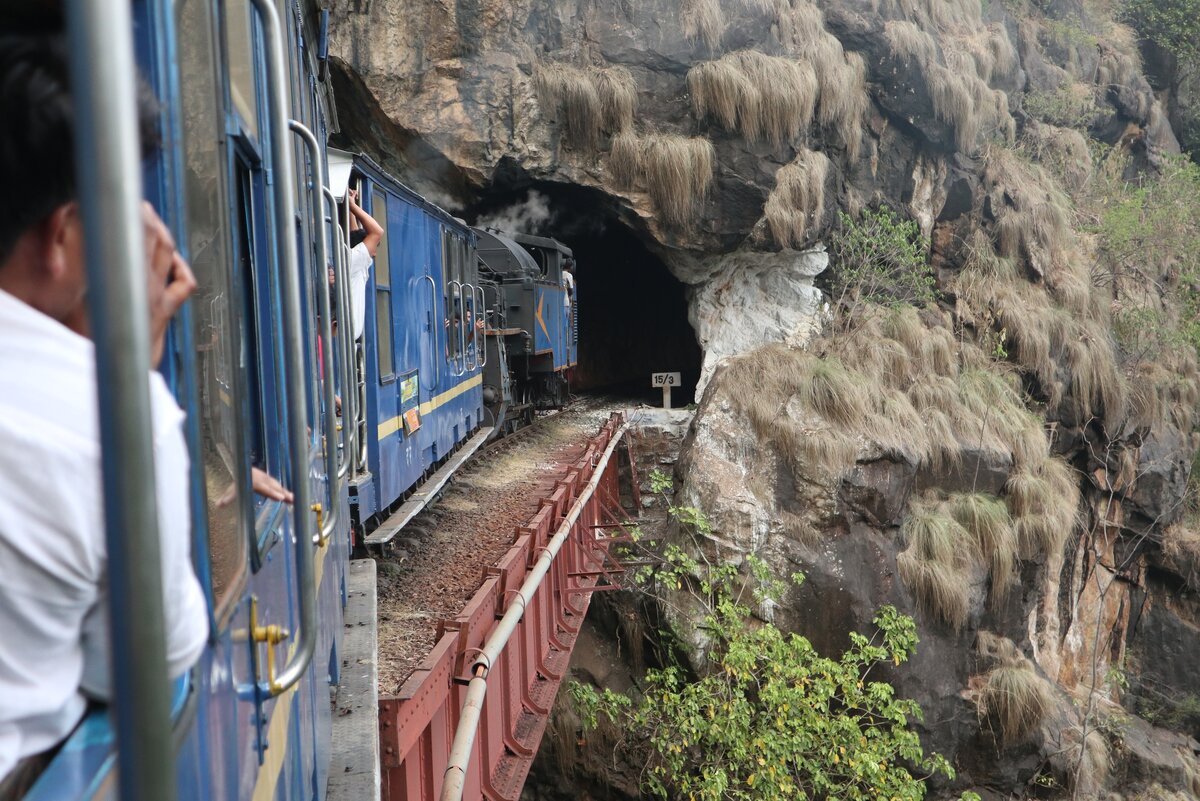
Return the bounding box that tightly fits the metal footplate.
[365,426,494,549]
[327,559,381,801]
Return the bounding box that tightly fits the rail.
[377,413,635,801]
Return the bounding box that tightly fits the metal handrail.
[323,188,353,482]
[463,282,477,372]
[421,274,440,390]
[290,120,339,546]
[440,422,631,801]
[251,0,315,696]
[448,280,466,377]
[475,284,487,367]
[67,1,178,798]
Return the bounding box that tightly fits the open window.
[177,0,249,626]
[373,188,394,382]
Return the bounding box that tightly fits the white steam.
[476,191,553,235]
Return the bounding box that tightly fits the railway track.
[372,397,623,692]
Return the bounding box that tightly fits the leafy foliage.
[829,207,935,328]
[1090,152,1200,360]
[578,492,966,801]
[1121,0,1200,69]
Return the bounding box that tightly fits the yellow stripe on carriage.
[251,537,331,801]
[376,373,483,440]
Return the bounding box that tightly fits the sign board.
[650,372,681,388]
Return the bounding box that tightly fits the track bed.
[374,402,618,693]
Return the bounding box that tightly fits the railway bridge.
[329,408,651,801]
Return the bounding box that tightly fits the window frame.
[373,187,395,383]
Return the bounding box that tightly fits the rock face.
[328,0,1200,796]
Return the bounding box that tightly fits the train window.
[373,190,394,381]
[222,0,258,139]
[176,0,249,622]
[441,228,457,361]
[232,164,269,472]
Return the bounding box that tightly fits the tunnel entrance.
[468,181,702,405]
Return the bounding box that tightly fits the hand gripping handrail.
[475,284,487,368]
[421,274,441,390]
[250,0,315,696]
[289,119,339,547]
[323,187,354,482]
[439,421,631,801]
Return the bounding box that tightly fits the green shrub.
[829,207,935,328]
[582,500,969,801]
[1023,83,1098,129]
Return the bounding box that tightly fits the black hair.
[0,33,160,264]
[349,229,367,249]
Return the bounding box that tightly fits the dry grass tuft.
[535,63,638,147]
[682,0,725,50]
[897,550,971,629]
[817,51,868,159]
[688,51,818,145]
[1005,456,1079,558]
[642,134,715,227]
[535,63,602,149]
[611,133,715,227]
[763,148,830,248]
[948,493,1018,605]
[885,20,939,67]
[609,130,641,187]
[978,664,1055,744]
[904,499,970,564]
[722,345,869,480]
[1023,123,1093,192]
[593,66,637,134]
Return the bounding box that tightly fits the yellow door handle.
[249,597,292,694]
[311,503,328,547]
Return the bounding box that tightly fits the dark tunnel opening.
[467,179,702,406]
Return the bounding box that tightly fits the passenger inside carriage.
[0,32,288,799]
[345,186,382,340]
[0,34,209,800]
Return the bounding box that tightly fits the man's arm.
[347,188,384,258]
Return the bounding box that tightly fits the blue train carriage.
[26,1,353,800]
[475,229,577,435]
[326,151,488,534]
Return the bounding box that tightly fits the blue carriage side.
[329,152,486,530]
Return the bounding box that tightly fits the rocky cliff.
[329,0,1200,796]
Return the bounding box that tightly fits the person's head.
[0,33,159,326]
[349,229,367,249]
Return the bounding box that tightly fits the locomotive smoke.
[476,190,553,235]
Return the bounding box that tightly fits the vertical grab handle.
[324,187,353,482]
[475,284,487,367]
[448,280,465,377]
[421,274,441,390]
[290,120,339,546]
[463,283,477,372]
[250,0,315,697]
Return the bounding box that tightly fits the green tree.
[576,477,968,801]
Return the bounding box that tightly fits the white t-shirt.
[348,242,373,340]
[562,270,574,309]
[0,289,208,781]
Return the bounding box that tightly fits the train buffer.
[331,412,638,801]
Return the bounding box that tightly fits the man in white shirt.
[345,187,383,340]
[0,35,209,797]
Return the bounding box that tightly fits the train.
[19,2,576,800]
